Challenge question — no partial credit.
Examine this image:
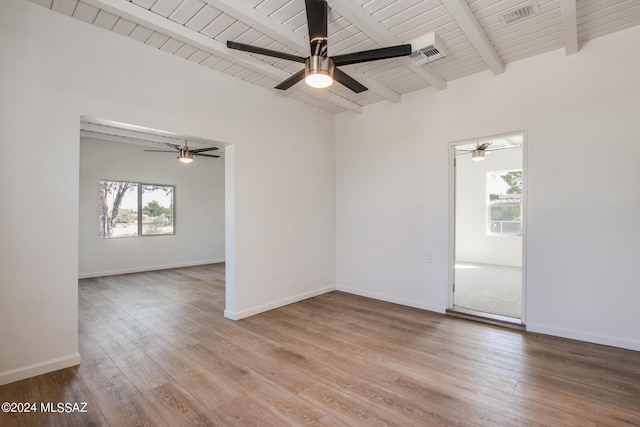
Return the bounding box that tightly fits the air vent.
[408,33,447,66]
[409,47,444,65]
[500,1,539,25]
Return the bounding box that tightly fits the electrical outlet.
[425,253,432,263]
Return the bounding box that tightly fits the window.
[141,184,175,235]
[99,181,174,238]
[487,170,522,235]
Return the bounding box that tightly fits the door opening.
[449,132,525,327]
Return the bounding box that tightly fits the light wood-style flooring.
[1,263,639,426]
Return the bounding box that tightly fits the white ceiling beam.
[559,0,579,55]
[350,73,401,103]
[309,89,364,114]
[327,0,395,46]
[84,0,359,113]
[81,116,221,147]
[440,0,504,75]
[84,0,289,81]
[355,73,403,103]
[272,87,363,114]
[81,122,182,145]
[327,0,447,90]
[201,0,310,55]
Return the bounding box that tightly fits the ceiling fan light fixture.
[305,55,334,88]
[178,149,193,163]
[305,72,333,88]
[471,149,485,161]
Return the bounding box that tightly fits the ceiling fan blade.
[333,68,368,93]
[476,142,494,150]
[194,153,220,158]
[190,147,219,153]
[485,145,522,152]
[227,41,306,63]
[332,44,412,66]
[275,69,306,90]
[305,0,328,42]
[144,149,177,153]
[164,143,181,150]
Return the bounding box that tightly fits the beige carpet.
[454,263,522,319]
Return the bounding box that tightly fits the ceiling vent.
[408,32,447,66]
[500,1,539,25]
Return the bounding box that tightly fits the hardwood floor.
[1,263,639,426]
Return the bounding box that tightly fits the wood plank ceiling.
[28,0,640,114]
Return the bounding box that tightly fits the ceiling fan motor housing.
[178,148,193,162]
[305,55,335,87]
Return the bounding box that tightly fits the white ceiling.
[454,132,522,152]
[30,0,640,114]
[80,116,224,151]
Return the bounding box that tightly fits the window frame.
[486,169,522,237]
[99,180,175,239]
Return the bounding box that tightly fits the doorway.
[77,116,233,312]
[449,132,525,325]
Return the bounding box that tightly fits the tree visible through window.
[141,185,174,236]
[487,170,522,235]
[99,181,174,238]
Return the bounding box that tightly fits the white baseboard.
[526,323,640,352]
[336,288,639,352]
[336,285,445,314]
[0,353,81,386]
[78,259,225,279]
[224,285,336,320]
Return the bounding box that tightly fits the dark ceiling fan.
[144,142,219,163]
[457,142,522,161]
[226,0,412,93]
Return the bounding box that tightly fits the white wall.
[78,137,225,277]
[455,145,522,267]
[336,26,640,351]
[0,0,336,385]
